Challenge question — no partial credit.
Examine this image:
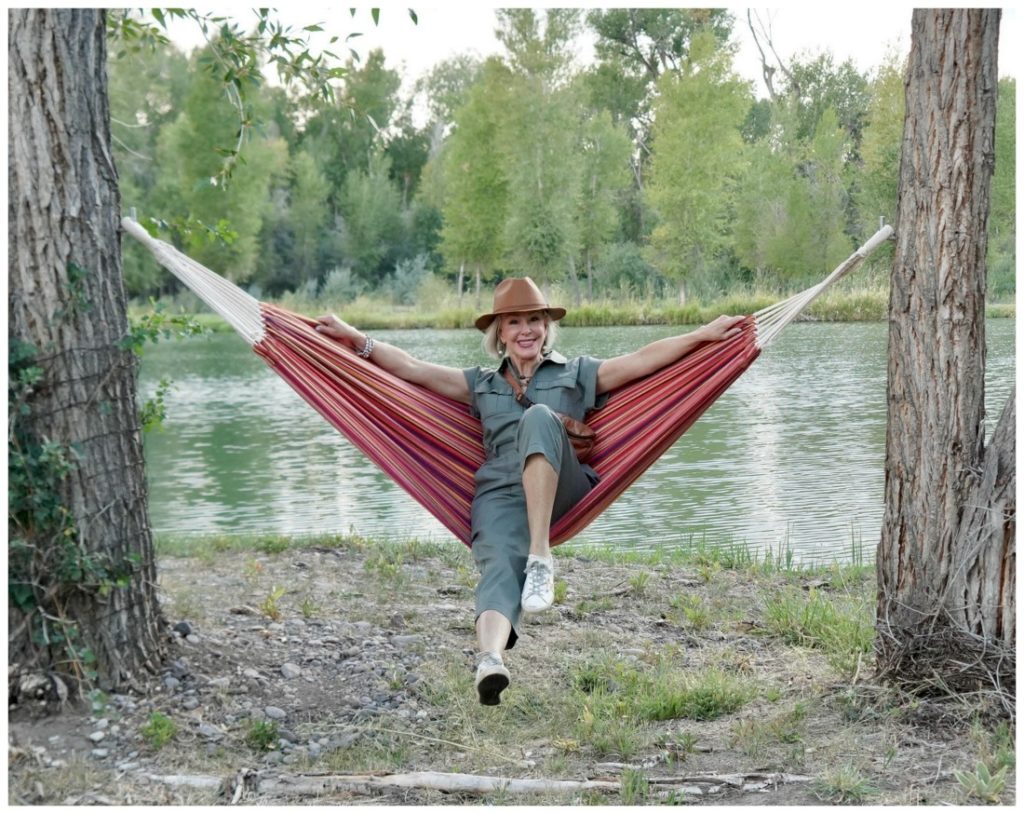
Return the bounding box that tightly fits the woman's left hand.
[697,315,745,342]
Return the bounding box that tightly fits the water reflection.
[142,320,1015,564]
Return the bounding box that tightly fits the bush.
[320,267,365,305]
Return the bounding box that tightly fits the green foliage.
[9,338,142,683]
[814,763,876,804]
[245,719,280,752]
[140,712,178,750]
[956,762,1009,804]
[762,586,874,677]
[645,30,750,298]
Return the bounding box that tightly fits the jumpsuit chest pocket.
[532,374,580,417]
[473,379,517,421]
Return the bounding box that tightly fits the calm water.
[141,320,1015,564]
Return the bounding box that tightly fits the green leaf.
[151,9,165,28]
[371,8,380,25]
[408,9,418,25]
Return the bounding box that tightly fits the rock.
[308,743,322,758]
[392,635,422,649]
[282,754,298,765]
[242,668,261,680]
[264,751,283,765]
[278,729,298,743]
[267,623,285,633]
[88,731,105,743]
[264,706,287,720]
[117,762,139,772]
[185,633,201,644]
[353,621,372,634]
[90,749,109,759]
[280,663,302,680]
[94,718,110,729]
[162,676,180,691]
[173,621,192,637]
[285,618,306,628]
[208,676,231,689]
[197,723,223,740]
[169,659,190,679]
[182,698,200,711]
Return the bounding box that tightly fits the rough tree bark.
[8,9,165,692]
[875,8,1013,704]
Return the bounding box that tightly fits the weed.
[242,559,264,583]
[762,586,874,678]
[619,767,649,804]
[299,595,320,619]
[258,536,290,555]
[815,763,876,804]
[628,571,650,595]
[955,762,1009,804]
[696,560,720,584]
[140,711,177,750]
[245,720,280,752]
[574,597,614,616]
[731,718,769,760]
[554,579,568,604]
[670,594,710,630]
[637,668,752,721]
[259,585,287,621]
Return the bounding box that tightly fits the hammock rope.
[122,217,893,546]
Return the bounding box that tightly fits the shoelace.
[523,561,550,599]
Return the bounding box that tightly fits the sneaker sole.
[476,672,510,706]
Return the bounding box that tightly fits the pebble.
[264,706,287,720]
[197,723,222,740]
[94,718,110,730]
[88,731,106,743]
[242,668,261,680]
[91,748,109,759]
[353,622,372,634]
[280,663,302,680]
[182,698,200,711]
[264,751,283,765]
[186,633,201,644]
[170,659,190,679]
[173,621,192,637]
[208,676,231,689]
[163,676,180,691]
[308,743,322,758]
[117,762,139,771]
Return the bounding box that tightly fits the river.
[141,319,1014,565]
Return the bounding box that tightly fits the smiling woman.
[313,273,744,705]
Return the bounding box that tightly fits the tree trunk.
[457,262,465,305]
[8,9,165,693]
[875,9,1012,701]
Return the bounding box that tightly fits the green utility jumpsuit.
[462,351,607,648]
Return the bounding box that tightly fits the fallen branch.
[148,768,813,801]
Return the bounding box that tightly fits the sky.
[164,5,1020,106]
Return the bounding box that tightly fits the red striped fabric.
[254,304,760,547]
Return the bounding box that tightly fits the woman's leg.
[475,610,512,705]
[523,453,557,558]
[476,609,512,654]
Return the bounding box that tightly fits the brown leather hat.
[474,277,566,331]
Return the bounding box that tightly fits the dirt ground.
[7,540,1015,805]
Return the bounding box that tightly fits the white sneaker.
[521,556,555,613]
[475,652,510,706]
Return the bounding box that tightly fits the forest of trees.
[112,9,1016,306]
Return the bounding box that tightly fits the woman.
[316,277,743,705]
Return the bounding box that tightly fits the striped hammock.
[123,218,892,546]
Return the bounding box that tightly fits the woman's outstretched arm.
[595,315,745,395]
[315,314,471,404]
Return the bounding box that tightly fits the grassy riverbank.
[11,532,1014,805]
[132,287,1016,334]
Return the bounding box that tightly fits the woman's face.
[499,310,548,367]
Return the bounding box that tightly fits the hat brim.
[475,307,566,332]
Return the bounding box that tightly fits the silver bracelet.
[357,336,375,358]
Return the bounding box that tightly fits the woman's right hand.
[315,313,361,347]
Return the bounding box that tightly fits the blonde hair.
[482,311,559,359]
